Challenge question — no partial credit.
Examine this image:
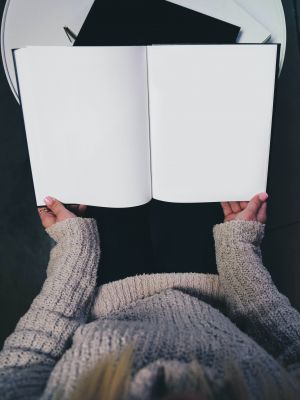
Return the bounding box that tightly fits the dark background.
[1,0,300,347]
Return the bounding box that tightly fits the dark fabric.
[86,201,222,284]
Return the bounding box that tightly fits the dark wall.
[266,0,300,228]
[0,0,52,346]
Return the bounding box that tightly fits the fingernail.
[259,193,268,201]
[44,196,54,206]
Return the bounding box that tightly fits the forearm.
[213,220,300,367]
[0,217,100,398]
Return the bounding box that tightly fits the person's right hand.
[38,196,87,229]
[221,193,268,224]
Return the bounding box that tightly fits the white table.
[1,0,286,103]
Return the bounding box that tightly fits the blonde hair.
[68,346,299,400]
[69,345,134,400]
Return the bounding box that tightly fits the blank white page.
[147,44,277,203]
[15,46,151,207]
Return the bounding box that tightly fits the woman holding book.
[0,193,299,400]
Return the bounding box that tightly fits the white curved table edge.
[1,0,288,104]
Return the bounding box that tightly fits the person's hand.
[221,193,268,224]
[38,196,87,229]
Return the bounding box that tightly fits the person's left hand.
[38,196,87,229]
[221,192,268,224]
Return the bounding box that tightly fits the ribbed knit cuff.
[213,220,265,245]
[45,217,99,244]
[91,273,221,319]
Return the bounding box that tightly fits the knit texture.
[0,217,300,399]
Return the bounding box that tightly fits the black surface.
[1,0,300,348]
[75,0,239,46]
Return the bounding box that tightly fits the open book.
[14,45,278,208]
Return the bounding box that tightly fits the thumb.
[44,196,66,217]
[246,193,268,217]
[257,201,268,224]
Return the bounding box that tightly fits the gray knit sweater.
[0,217,300,399]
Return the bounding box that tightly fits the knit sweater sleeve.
[213,220,300,373]
[0,217,100,400]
